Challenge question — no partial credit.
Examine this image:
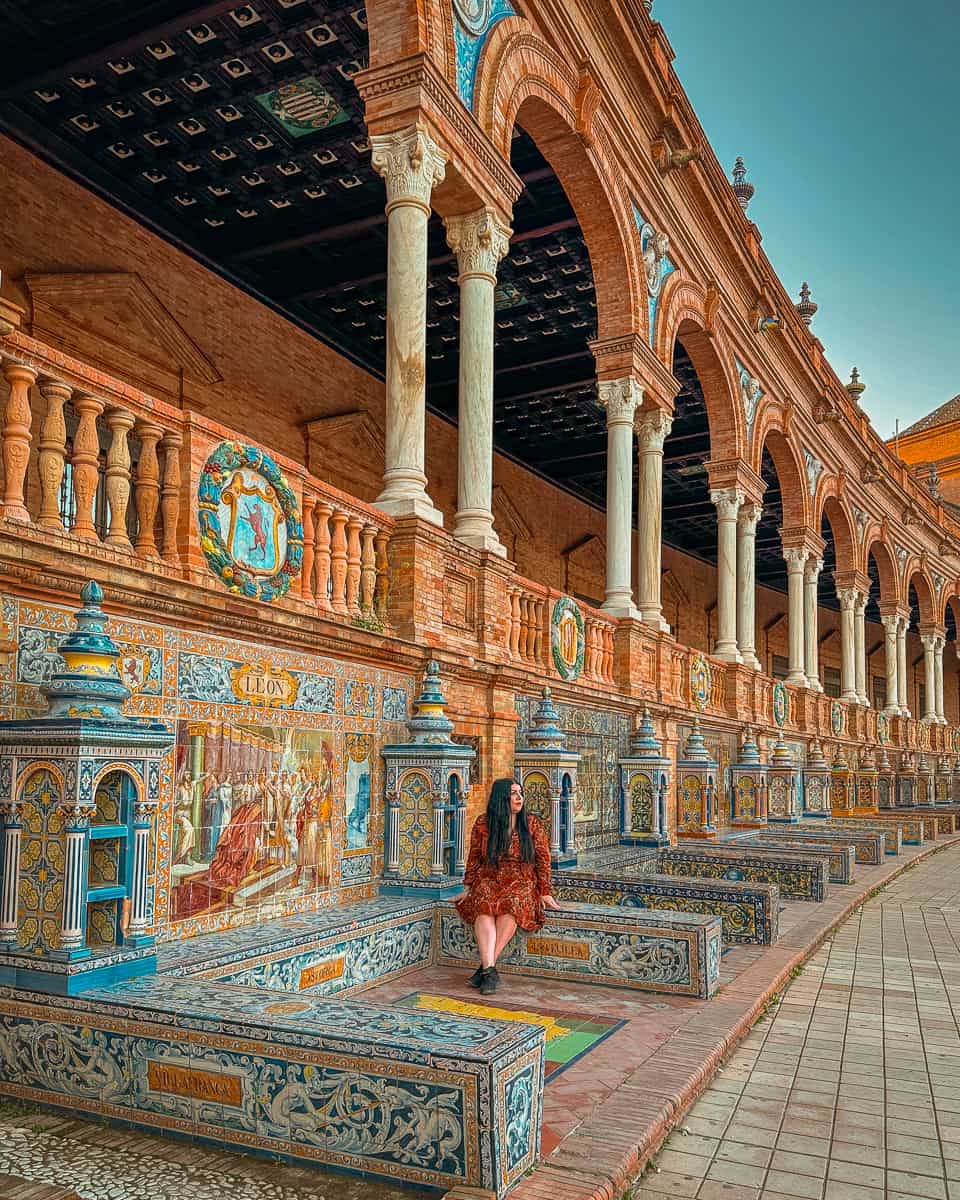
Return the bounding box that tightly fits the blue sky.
[660,0,960,440]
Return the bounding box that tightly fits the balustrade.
[300,485,392,624]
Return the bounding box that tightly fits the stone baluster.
[736,502,762,669]
[783,548,809,686]
[374,530,390,619]
[301,498,316,603]
[345,517,363,615]
[71,393,105,539]
[37,379,71,530]
[838,588,859,702]
[896,614,910,717]
[370,125,447,525]
[710,488,744,662]
[597,379,642,618]
[854,592,869,705]
[159,431,182,564]
[534,598,546,666]
[329,510,349,614]
[360,525,377,613]
[133,422,163,558]
[523,597,536,661]
[445,208,511,555]
[635,408,673,631]
[0,805,22,946]
[314,503,332,611]
[882,615,901,717]
[103,408,135,548]
[0,361,37,522]
[803,557,823,691]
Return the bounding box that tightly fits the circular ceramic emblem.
[551,597,584,682]
[877,711,888,746]
[690,653,712,712]
[198,441,303,602]
[772,680,788,728]
[831,700,844,738]
[453,0,493,35]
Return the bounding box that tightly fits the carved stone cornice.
[589,333,680,407]
[444,208,511,282]
[370,125,447,213]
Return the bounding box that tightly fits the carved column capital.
[370,125,447,214]
[838,587,859,612]
[710,487,744,521]
[445,208,511,282]
[634,407,673,451]
[804,556,824,583]
[737,501,762,532]
[882,614,900,635]
[597,377,643,426]
[783,546,808,572]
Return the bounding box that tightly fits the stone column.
[0,361,36,522]
[736,502,762,669]
[897,617,910,717]
[431,795,446,877]
[921,633,938,722]
[445,208,511,555]
[104,408,135,548]
[854,593,869,705]
[838,588,859,702]
[59,809,91,953]
[454,791,467,874]
[550,790,562,856]
[710,488,744,663]
[133,422,163,558]
[935,636,946,724]
[127,802,152,942]
[784,548,808,686]
[636,408,673,632]
[370,126,447,525]
[0,806,22,946]
[386,793,401,873]
[597,379,642,618]
[882,615,901,716]
[37,379,71,530]
[71,393,104,539]
[803,556,823,691]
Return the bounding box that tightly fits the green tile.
[545,1030,599,1062]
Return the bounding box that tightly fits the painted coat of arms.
[198,441,303,602]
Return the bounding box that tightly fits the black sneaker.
[479,967,500,996]
[467,965,484,988]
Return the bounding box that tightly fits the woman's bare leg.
[474,914,497,968]
[492,914,518,963]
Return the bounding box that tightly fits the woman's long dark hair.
[485,777,535,867]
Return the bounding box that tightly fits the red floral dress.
[455,814,553,932]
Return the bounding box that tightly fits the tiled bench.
[732,837,856,883]
[912,809,958,836]
[809,818,904,855]
[552,871,780,945]
[0,975,544,1198]
[436,901,722,999]
[859,813,930,843]
[776,826,886,864]
[658,846,831,902]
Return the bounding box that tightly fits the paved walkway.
[634,841,960,1200]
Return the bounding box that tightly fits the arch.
[662,305,743,461]
[16,761,64,800]
[475,20,643,344]
[92,763,143,806]
[943,591,960,635]
[907,569,936,628]
[819,494,857,579]
[755,427,809,530]
[866,538,900,605]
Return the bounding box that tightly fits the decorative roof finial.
[732,157,755,213]
[796,282,818,327]
[846,367,866,404]
[405,660,455,745]
[41,579,131,721]
[927,464,943,501]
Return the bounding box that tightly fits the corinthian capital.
[445,208,512,281]
[710,487,744,521]
[804,556,824,582]
[597,378,642,426]
[783,547,808,572]
[837,587,859,612]
[635,407,672,451]
[370,125,447,212]
[737,501,762,533]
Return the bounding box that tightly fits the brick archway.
[754,426,809,531]
[867,539,901,605]
[908,569,937,627]
[819,494,857,579]
[474,20,643,345]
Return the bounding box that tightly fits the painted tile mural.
[1,592,413,941]
[515,696,631,849]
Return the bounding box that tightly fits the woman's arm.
[462,818,485,888]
